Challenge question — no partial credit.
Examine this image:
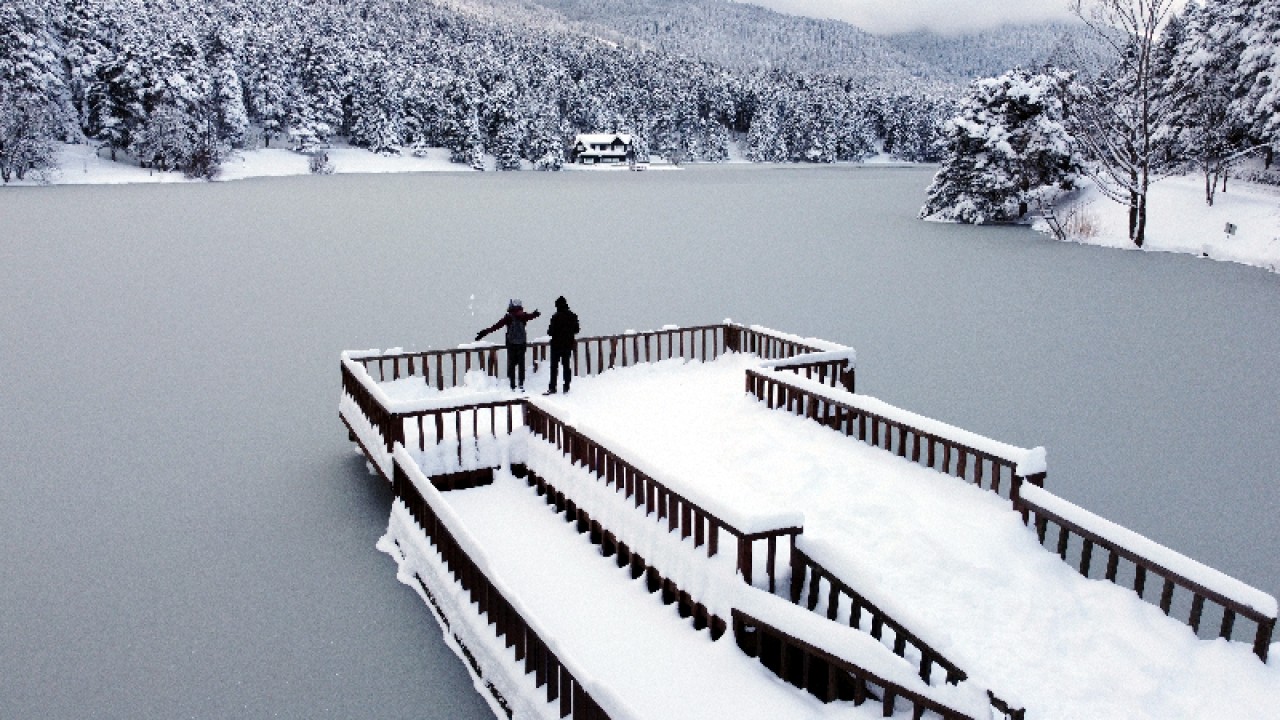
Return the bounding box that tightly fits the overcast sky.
[732,0,1080,34]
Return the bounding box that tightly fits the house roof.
[574,133,633,146]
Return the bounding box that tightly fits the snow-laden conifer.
[921,68,1080,224]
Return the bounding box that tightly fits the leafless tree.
[1071,0,1178,247]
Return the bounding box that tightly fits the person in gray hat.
[475,299,540,391]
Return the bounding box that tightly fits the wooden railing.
[768,356,856,393]
[746,367,1276,664]
[1016,488,1276,662]
[789,547,1026,718]
[389,400,525,460]
[732,325,835,360]
[524,468,728,640]
[392,455,615,720]
[350,323,850,392]
[746,369,1044,507]
[524,402,801,593]
[353,345,503,389]
[354,324,735,392]
[731,610,978,720]
[342,354,525,466]
[532,324,731,375]
[790,547,967,686]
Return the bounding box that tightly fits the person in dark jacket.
[475,299,541,391]
[544,295,579,395]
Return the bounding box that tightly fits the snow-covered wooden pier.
[338,323,1278,720]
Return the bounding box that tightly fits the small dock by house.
[339,323,1278,720]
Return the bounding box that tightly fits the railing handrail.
[1017,486,1276,661]
[731,608,982,720]
[786,547,1026,717]
[526,402,800,541]
[348,324,732,364]
[524,400,801,590]
[746,367,1044,477]
[790,546,969,684]
[523,465,730,640]
[732,323,850,357]
[746,364,1276,663]
[1019,486,1276,623]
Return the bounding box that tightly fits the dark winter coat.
[478,307,541,346]
[547,305,579,351]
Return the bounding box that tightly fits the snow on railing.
[1018,484,1277,661]
[524,400,803,594]
[787,541,1026,719]
[349,322,855,404]
[759,348,858,393]
[732,323,850,355]
[521,441,736,639]
[391,445,641,720]
[790,544,966,685]
[730,589,992,720]
[531,324,730,375]
[351,323,734,394]
[746,366,1046,502]
[341,351,526,478]
[744,361,1276,663]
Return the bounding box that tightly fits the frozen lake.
[2,165,1277,716]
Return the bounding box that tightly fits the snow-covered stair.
[386,461,934,719]
[517,404,998,719]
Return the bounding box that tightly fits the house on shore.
[570,133,635,165]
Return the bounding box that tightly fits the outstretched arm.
[475,316,508,340]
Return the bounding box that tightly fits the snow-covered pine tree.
[524,104,565,170]
[349,53,404,155]
[0,84,58,182]
[837,94,879,162]
[1158,0,1246,204]
[921,68,1080,224]
[1234,0,1280,164]
[0,0,72,180]
[205,25,248,151]
[59,0,114,136]
[486,80,524,170]
[880,94,949,162]
[292,21,350,151]
[128,24,213,174]
[130,104,194,172]
[744,93,788,162]
[242,25,296,148]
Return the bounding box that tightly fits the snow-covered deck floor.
[520,354,1279,720]
[441,471,842,719]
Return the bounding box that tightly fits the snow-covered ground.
[15,142,681,185]
[373,353,1279,720]
[1040,169,1280,273]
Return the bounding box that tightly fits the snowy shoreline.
[11,142,1280,274]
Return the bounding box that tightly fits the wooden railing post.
[790,542,804,603]
[724,324,741,353]
[1255,618,1275,661]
